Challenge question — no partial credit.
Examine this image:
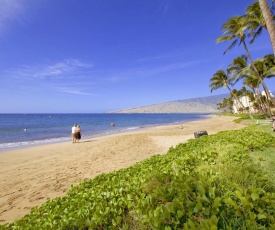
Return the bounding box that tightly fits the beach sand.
[0,115,247,224]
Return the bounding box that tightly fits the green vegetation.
[1,124,275,230]
[234,113,266,123]
[252,147,275,186]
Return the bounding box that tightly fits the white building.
[232,90,274,114]
[232,95,256,114]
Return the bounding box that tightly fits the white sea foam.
[0,137,70,152]
[121,126,140,131]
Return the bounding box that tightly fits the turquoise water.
[0,113,209,152]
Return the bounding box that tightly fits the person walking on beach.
[75,125,81,143]
[72,124,77,143]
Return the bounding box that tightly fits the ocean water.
[0,113,209,152]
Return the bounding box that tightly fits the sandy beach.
[0,115,247,225]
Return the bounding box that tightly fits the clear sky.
[1,0,274,113]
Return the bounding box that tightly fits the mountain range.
[113,94,228,113]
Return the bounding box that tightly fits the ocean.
[0,113,210,152]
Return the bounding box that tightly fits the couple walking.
[72,124,81,143]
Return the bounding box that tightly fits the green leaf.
[251,192,259,201]
[116,216,122,225]
[235,190,242,198]
[210,215,218,225]
[154,217,162,228]
[208,187,216,199]
[166,202,175,213]
[257,214,267,219]
[213,197,222,209]
[177,210,184,219]
[194,202,203,212]
[112,219,117,226]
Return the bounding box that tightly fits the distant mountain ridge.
[113,94,228,113]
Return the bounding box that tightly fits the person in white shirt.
[72,124,77,143]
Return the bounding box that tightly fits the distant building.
[232,90,274,114]
[232,95,256,114]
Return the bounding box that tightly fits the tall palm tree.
[209,70,246,112]
[258,0,275,54]
[217,15,273,110]
[216,16,261,77]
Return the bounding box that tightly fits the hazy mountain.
[112,94,228,113]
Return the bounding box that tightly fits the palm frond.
[249,27,263,44]
[223,39,238,54]
[216,35,235,43]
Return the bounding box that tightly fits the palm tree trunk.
[259,0,275,55]
[254,87,268,118]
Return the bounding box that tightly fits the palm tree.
[245,1,275,104]
[217,98,233,113]
[258,54,275,107]
[255,54,275,78]
[216,16,261,78]
[209,70,246,112]
[258,0,275,54]
[243,71,268,116]
[228,55,270,116]
[227,55,248,83]
[216,16,249,55]
[240,86,255,113]
[263,53,275,72]
[217,15,273,111]
[242,54,275,116]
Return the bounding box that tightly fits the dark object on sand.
[194,131,208,138]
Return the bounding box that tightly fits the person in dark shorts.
[75,125,81,143]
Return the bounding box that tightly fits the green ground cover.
[1,119,275,230]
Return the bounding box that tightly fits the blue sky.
[1,0,274,113]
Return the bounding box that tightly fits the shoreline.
[0,115,210,154]
[0,115,247,225]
